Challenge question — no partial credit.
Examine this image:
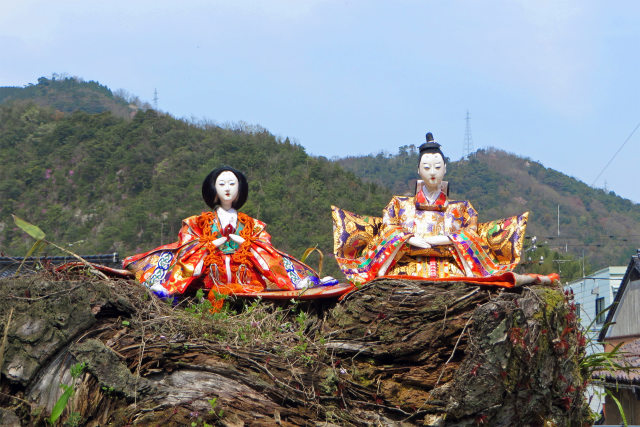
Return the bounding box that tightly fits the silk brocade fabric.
[123,211,323,306]
[332,189,528,284]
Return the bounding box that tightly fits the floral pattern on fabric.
[476,212,528,266]
[332,192,528,284]
[124,211,322,304]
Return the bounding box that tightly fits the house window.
[575,303,581,320]
[595,297,606,324]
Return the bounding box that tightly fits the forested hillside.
[0,75,136,118]
[3,76,638,282]
[0,102,389,277]
[336,146,640,278]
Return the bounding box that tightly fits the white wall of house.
[565,266,626,347]
[564,266,626,416]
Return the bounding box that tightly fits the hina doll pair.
[124,133,532,305]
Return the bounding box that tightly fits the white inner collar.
[422,184,440,204]
[216,207,238,230]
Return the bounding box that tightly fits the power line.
[591,120,640,187]
[542,242,638,250]
[527,234,640,240]
[546,244,606,248]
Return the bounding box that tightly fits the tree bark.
[0,274,590,426]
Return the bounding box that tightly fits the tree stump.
[0,273,590,426]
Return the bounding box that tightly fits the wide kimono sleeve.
[123,215,209,295]
[446,201,517,277]
[332,198,414,284]
[248,220,322,291]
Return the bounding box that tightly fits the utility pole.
[553,259,574,281]
[463,110,474,159]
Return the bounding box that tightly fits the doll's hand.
[408,236,431,249]
[212,236,228,248]
[228,233,245,244]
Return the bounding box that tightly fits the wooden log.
[0,274,590,426]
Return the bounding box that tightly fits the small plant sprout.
[12,214,109,280]
[49,361,86,425]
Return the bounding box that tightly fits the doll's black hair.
[202,166,249,210]
[418,132,446,166]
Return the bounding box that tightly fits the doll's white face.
[418,152,446,193]
[215,171,239,209]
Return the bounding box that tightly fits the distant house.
[565,265,626,415]
[596,252,640,424]
[566,266,626,342]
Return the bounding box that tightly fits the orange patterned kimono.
[124,211,323,305]
[333,186,528,285]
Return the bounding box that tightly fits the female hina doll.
[332,133,529,285]
[124,166,336,307]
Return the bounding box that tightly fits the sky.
[1,0,639,202]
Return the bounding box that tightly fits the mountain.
[0,75,138,118]
[0,101,389,277]
[2,76,638,281]
[336,147,640,279]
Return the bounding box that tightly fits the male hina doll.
[332,133,532,286]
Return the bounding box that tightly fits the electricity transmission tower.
[153,89,158,110]
[463,110,474,158]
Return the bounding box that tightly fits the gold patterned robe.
[332,187,528,284]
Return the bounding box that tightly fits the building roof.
[593,338,640,385]
[565,265,626,287]
[598,252,640,342]
[0,253,121,279]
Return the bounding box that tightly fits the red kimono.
[123,210,323,307]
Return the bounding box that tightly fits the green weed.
[48,361,86,425]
